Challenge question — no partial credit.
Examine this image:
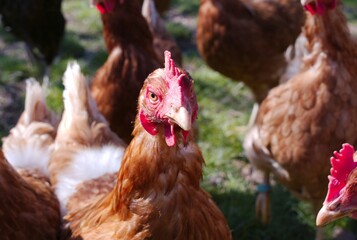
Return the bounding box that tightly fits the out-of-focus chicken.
[62,51,231,239]
[1,79,60,239]
[48,62,126,216]
[244,0,357,238]
[196,0,305,103]
[0,0,65,73]
[316,144,357,227]
[90,0,161,144]
[142,0,182,66]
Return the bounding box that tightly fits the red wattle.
[164,123,176,147]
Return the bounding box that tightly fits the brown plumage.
[244,0,357,238]
[0,153,60,240]
[48,62,126,216]
[0,79,60,240]
[196,0,305,103]
[64,51,232,240]
[91,0,161,144]
[142,0,182,66]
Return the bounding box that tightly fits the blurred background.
[0,0,357,239]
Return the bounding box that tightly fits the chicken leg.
[255,171,271,225]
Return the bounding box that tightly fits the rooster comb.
[325,143,357,203]
[164,50,185,85]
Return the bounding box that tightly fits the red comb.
[325,143,357,203]
[164,51,184,84]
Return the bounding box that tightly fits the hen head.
[301,0,337,15]
[138,50,198,147]
[91,0,124,14]
[316,144,357,226]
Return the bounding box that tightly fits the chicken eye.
[149,92,159,103]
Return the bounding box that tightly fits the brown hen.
[197,0,305,103]
[63,51,232,240]
[91,0,161,144]
[244,0,357,238]
[1,79,61,240]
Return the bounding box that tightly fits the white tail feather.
[23,78,48,125]
[61,61,107,130]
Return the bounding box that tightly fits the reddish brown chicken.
[62,51,232,240]
[196,0,305,103]
[91,0,161,144]
[244,0,357,238]
[142,0,182,66]
[1,79,60,240]
[316,144,357,226]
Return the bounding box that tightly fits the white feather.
[55,145,124,216]
[4,143,53,177]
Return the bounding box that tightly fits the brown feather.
[65,67,231,239]
[245,3,357,214]
[0,79,60,239]
[0,151,60,240]
[91,0,161,143]
[196,0,305,102]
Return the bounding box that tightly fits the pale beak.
[316,205,346,227]
[165,106,192,131]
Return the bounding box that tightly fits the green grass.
[0,0,357,239]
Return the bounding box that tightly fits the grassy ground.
[1,0,357,239]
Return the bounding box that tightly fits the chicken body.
[0,0,65,66]
[64,52,232,240]
[244,0,357,235]
[49,62,126,216]
[196,0,305,102]
[0,79,60,239]
[91,0,161,144]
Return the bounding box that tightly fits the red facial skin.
[139,51,198,147]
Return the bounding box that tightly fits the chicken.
[142,0,182,66]
[0,0,65,73]
[243,0,357,238]
[0,79,60,239]
[62,51,232,239]
[315,144,357,227]
[90,0,161,144]
[48,62,126,216]
[196,0,305,103]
